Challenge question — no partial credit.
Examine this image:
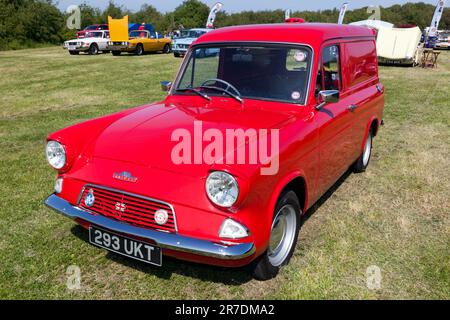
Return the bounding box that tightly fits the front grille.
[78,186,177,233]
[68,42,78,46]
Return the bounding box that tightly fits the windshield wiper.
[199,86,243,103]
[176,88,211,101]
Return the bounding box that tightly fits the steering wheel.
[200,78,242,99]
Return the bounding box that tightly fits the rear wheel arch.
[360,117,379,154]
[370,118,380,137]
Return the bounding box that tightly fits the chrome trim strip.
[45,194,255,261]
[77,184,179,233]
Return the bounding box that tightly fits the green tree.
[102,0,124,21]
[79,3,102,28]
[173,0,210,29]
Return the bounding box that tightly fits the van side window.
[315,45,341,95]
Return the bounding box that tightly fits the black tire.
[112,51,121,56]
[88,43,99,55]
[135,44,144,56]
[163,44,171,54]
[252,190,301,281]
[173,52,180,58]
[353,128,374,173]
[69,51,79,55]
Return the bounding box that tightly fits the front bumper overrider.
[45,194,255,261]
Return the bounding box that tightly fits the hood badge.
[113,171,138,183]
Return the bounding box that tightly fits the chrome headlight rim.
[46,141,67,170]
[205,171,240,208]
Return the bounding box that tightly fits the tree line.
[1,0,449,50]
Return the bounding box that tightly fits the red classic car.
[77,24,109,38]
[45,23,384,280]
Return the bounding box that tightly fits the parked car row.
[63,29,172,56]
[66,23,218,57]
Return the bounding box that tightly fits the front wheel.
[353,129,373,173]
[252,190,301,281]
[88,44,99,55]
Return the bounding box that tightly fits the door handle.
[348,104,358,112]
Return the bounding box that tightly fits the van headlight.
[46,141,66,170]
[206,171,239,208]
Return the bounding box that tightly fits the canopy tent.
[350,20,394,30]
[376,26,422,61]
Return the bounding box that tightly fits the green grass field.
[0,47,448,299]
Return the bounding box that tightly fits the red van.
[45,23,384,280]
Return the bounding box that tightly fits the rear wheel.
[163,44,171,54]
[88,43,99,55]
[112,51,121,56]
[252,190,301,281]
[353,129,373,173]
[135,44,144,56]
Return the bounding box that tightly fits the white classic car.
[63,30,110,55]
[435,32,450,49]
[172,28,212,57]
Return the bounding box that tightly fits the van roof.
[194,23,375,47]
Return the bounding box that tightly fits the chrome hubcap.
[268,205,297,267]
[363,133,372,167]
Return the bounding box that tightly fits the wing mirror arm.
[315,90,340,111]
[161,81,172,92]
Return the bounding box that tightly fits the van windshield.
[175,45,312,104]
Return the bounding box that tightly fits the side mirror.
[316,90,340,110]
[161,81,172,92]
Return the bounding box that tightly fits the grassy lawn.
[0,47,448,299]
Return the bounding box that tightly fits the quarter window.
[315,45,341,95]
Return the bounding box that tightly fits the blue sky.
[56,0,440,13]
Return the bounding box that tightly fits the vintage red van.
[45,23,384,280]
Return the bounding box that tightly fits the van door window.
[315,45,341,95]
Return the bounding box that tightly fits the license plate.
[89,226,162,266]
[68,46,77,51]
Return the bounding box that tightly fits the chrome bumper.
[45,194,255,260]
